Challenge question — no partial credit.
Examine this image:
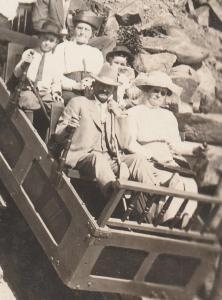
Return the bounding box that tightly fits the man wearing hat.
[12,20,63,123]
[120,71,202,227]
[32,0,88,33]
[54,10,104,104]
[55,63,156,195]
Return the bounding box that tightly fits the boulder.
[195,5,210,27]
[170,65,199,104]
[133,52,177,73]
[142,35,209,65]
[114,0,145,26]
[192,63,216,112]
[103,14,119,38]
[176,113,222,145]
[184,142,222,188]
[208,0,222,24]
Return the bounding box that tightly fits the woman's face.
[142,86,170,108]
[73,22,93,44]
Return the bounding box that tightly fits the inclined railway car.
[0,3,222,300]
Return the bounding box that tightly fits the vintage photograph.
[0,0,222,299]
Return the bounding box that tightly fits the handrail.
[97,179,222,230]
[117,180,222,205]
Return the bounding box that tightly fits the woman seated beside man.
[118,71,203,227]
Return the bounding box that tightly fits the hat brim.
[37,29,61,37]
[135,82,182,96]
[91,73,119,86]
[73,15,103,30]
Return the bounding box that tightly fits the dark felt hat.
[72,10,104,30]
[106,45,134,63]
[37,20,62,37]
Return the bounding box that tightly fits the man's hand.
[52,93,64,104]
[108,99,128,117]
[81,77,94,88]
[68,115,80,129]
[22,50,34,64]
[72,81,85,91]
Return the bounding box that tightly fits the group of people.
[9,5,204,228]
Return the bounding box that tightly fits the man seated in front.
[55,63,156,197]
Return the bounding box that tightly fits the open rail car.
[0,2,222,299]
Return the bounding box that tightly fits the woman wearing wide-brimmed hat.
[54,10,104,104]
[119,71,203,228]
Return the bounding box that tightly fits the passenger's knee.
[183,178,198,193]
[91,152,105,162]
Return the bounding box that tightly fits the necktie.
[35,53,46,85]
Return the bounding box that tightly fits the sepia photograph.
[0,0,222,299]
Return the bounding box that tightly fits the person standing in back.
[32,0,88,34]
[54,10,104,104]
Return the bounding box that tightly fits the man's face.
[39,33,58,52]
[143,86,170,107]
[93,81,114,103]
[110,55,127,69]
[73,22,93,44]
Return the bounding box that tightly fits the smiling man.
[55,63,156,196]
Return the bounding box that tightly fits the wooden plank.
[107,218,217,243]
[97,188,126,227]
[12,147,34,183]
[0,27,39,47]
[87,275,185,300]
[135,253,158,281]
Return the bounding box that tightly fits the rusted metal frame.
[85,276,187,300]
[71,244,185,299]
[0,153,58,252]
[107,218,217,243]
[12,147,35,184]
[67,243,105,289]
[186,251,218,299]
[117,180,222,205]
[134,253,158,281]
[8,106,98,225]
[9,109,48,153]
[97,188,126,227]
[85,230,219,298]
[98,229,221,254]
[67,226,219,295]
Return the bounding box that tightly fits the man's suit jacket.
[55,96,119,168]
[32,0,87,31]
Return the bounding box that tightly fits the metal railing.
[97,179,222,241]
